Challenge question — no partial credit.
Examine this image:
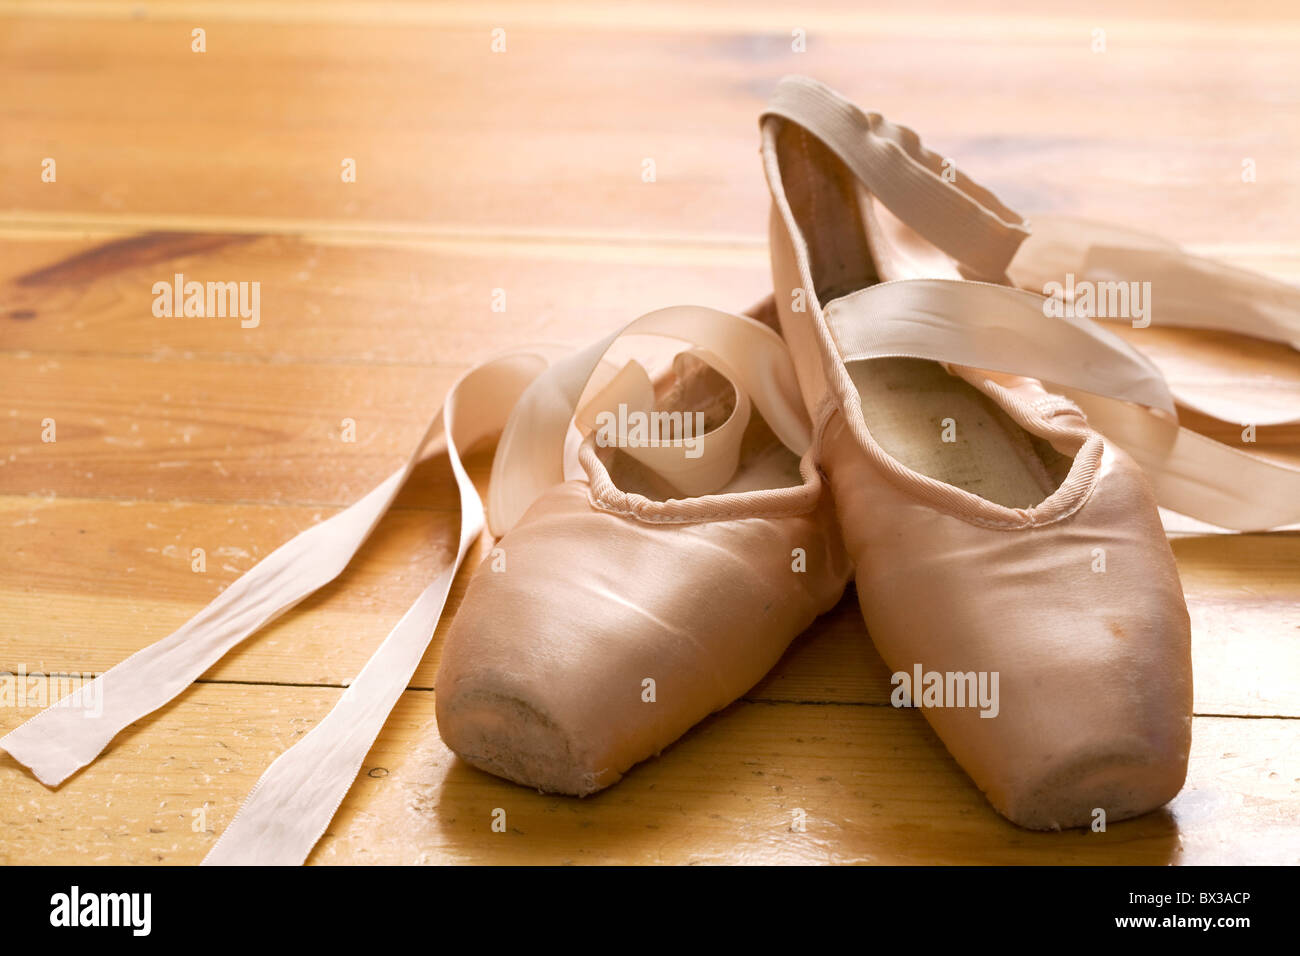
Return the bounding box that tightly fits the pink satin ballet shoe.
[435,306,852,794]
[0,302,853,860]
[760,76,1196,828]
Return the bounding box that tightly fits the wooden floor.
[2,0,1298,865]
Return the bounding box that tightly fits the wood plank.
[0,485,887,702]
[2,17,1298,245]
[4,233,1297,365]
[0,352,454,505]
[1170,534,1300,717]
[12,0,1300,29]
[0,233,771,362]
[2,494,1296,716]
[5,348,1295,509]
[0,678,1294,864]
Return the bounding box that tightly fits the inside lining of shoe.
[599,354,804,502]
[846,358,1073,509]
[773,119,1075,509]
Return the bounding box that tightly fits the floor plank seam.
[121,679,1300,719]
[0,490,464,514]
[0,214,770,254]
[0,347,479,371]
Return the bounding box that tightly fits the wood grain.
[2,493,1297,716]
[0,0,1296,865]
[2,9,1299,244]
[0,678,1295,865]
[0,233,772,362]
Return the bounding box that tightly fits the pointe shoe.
[435,305,852,794]
[760,76,1195,828]
[0,300,848,863]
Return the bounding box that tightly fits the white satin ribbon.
[1013,213,1300,427]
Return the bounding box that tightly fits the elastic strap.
[762,75,1029,282]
